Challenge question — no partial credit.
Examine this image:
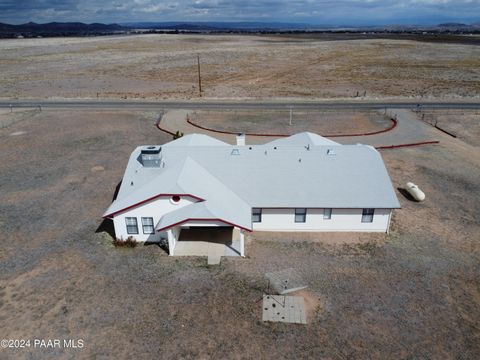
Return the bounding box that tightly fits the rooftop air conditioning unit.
[141,146,162,167]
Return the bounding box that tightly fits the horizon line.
[2,19,479,27]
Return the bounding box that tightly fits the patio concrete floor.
[173,227,241,257]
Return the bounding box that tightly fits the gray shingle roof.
[266,132,340,147]
[104,132,400,230]
[163,133,229,147]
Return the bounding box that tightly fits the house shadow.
[225,242,241,256]
[111,180,122,202]
[144,238,169,254]
[94,180,169,254]
[397,187,416,202]
[95,218,115,238]
[95,180,122,238]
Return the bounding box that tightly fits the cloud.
[0,0,479,25]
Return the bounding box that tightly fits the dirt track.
[159,108,440,148]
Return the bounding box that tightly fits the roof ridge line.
[181,156,252,208]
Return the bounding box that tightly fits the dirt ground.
[159,107,443,148]
[0,109,479,359]
[420,109,480,147]
[189,109,391,136]
[1,34,479,100]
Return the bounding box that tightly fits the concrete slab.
[207,255,221,265]
[224,237,242,256]
[173,227,241,257]
[262,295,306,324]
[265,268,308,295]
[174,240,209,256]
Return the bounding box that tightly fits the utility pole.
[289,107,293,126]
[197,54,202,97]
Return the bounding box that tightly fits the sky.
[0,0,479,26]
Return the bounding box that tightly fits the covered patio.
[172,227,243,258]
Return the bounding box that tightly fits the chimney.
[236,133,245,146]
[141,146,162,167]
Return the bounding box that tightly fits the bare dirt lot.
[0,109,479,359]
[1,34,479,100]
[420,109,480,147]
[189,109,392,136]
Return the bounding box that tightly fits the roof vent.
[141,146,162,167]
[236,133,245,146]
[231,149,240,155]
[326,149,336,156]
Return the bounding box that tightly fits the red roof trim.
[103,193,205,218]
[252,207,398,209]
[156,218,252,232]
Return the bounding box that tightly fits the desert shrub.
[113,236,138,248]
[173,130,184,139]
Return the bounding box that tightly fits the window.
[324,208,332,220]
[142,217,155,234]
[252,208,262,223]
[125,217,138,234]
[295,208,307,223]
[361,208,375,223]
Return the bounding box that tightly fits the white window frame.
[323,208,332,220]
[142,217,155,234]
[295,208,307,223]
[361,208,375,223]
[252,208,262,223]
[125,217,139,234]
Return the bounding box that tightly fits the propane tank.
[406,182,425,202]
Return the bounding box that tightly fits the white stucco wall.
[167,226,181,255]
[113,201,393,243]
[252,208,392,232]
[112,196,196,242]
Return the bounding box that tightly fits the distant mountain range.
[0,22,125,37]
[438,22,480,28]
[122,21,314,31]
[124,21,480,31]
[0,21,479,38]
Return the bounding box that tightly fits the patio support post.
[240,229,245,257]
[167,229,176,256]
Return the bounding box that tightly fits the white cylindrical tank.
[406,182,425,202]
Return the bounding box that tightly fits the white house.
[103,132,400,257]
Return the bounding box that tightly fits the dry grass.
[0,34,479,100]
[0,109,478,359]
[420,109,480,147]
[190,109,391,135]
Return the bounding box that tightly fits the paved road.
[0,99,479,110]
[335,108,439,147]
